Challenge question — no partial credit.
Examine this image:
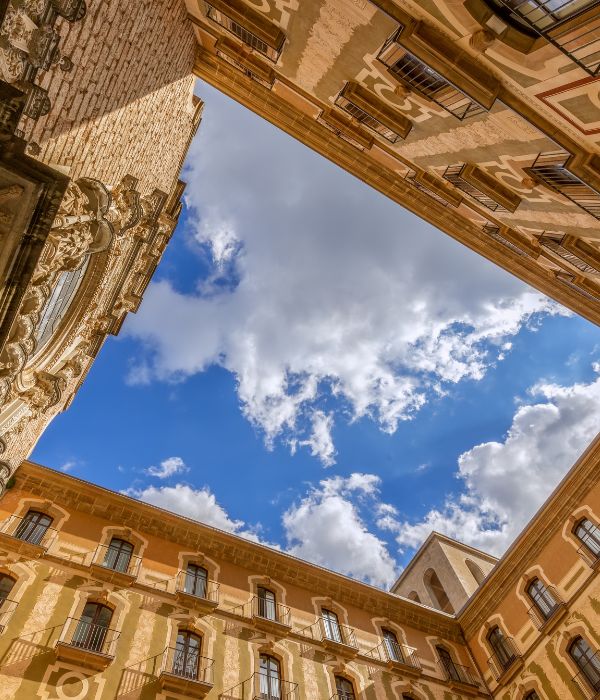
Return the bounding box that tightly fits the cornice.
[458,432,600,638]
[192,48,600,327]
[15,460,464,641]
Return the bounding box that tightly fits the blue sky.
[32,83,600,589]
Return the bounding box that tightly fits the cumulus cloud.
[125,84,562,465]
[394,370,600,556]
[145,456,188,479]
[282,473,399,588]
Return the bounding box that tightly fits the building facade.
[0,435,596,700]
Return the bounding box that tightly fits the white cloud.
[145,456,188,479]
[282,473,399,588]
[59,460,77,473]
[395,369,600,556]
[125,84,563,465]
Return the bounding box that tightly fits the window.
[527,578,558,620]
[575,518,600,558]
[259,654,281,699]
[14,510,53,545]
[0,574,15,603]
[524,691,541,700]
[487,626,516,670]
[335,676,355,700]
[423,569,454,613]
[102,538,133,573]
[407,591,421,603]
[569,636,600,692]
[466,559,486,585]
[184,563,208,599]
[383,628,404,663]
[322,608,343,643]
[173,630,202,680]
[72,602,112,652]
[257,587,277,621]
[437,645,461,682]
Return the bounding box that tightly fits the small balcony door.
[383,628,404,663]
[322,608,343,643]
[488,627,515,670]
[575,519,600,558]
[0,574,15,605]
[570,637,600,691]
[73,602,112,652]
[437,646,460,682]
[258,587,277,621]
[103,538,133,573]
[184,564,208,598]
[173,630,201,680]
[527,579,557,619]
[14,511,52,545]
[259,654,281,699]
[335,675,355,700]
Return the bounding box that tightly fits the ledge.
[55,642,113,672]
[157,672,213,699]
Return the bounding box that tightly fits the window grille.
[557,273,600,302]
[216,48,274,89]
[539,232,600,274]
[405,170,450,207]
[526,151,600,220]
[491,0,600,75]
[317,110,373,151]
[378,32,486,120]
[444,164,513,212]
[483,224,528,256]
[205,1,285,62]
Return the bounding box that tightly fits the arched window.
[0,574,15,604]
[322,608,343,643]
[407,591,421,603]
[257,586,277,621]
[524,691,541,700]
[73,602,112,652]
[487,626,516,670]
[466,559,486,586]
[527,578,558,620]
[335,675,355,700]
[569,637,600,692]
[184,563,208,599]
[14,510,53,545]
[103,538,133,573]
[35,262,89,352]
[423,569,454,613]
[574,518,600,559]
[437,645,460,682]
[259,654,281,699]
[173,630,202,680]
[382,627,404,663]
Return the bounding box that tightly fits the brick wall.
[20,0,198,196]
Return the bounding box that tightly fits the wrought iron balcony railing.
[365,639,422,671]
[438,659,481,687]
[491,0,600,75]
[221,672,299,700]
[251,595,291,627]
[482,223,528,257]
[487,637,521,681]
[297,617,358,652]
[58,617,120,657]
[91,544,142,579]
[175,571,220,604]
[0,514,57,550]
[525,151,600,221]
[572,650,600,699]
[577,543,600,568]
[527,586,564,629]
[0,598,17,631]
[160,646,215,684]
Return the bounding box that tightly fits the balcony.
[222,672,299,700]
[578,543,600,568]
[483,224,528,257]
[250,595,291,636]
[0,599,17,633]
[539,232,600,276]
[0,514,57,557]
[297,618,359,658]
[89,544,141,587]
[439,660,481,695]
[487,637,523,684]
[572,650,600,699]
[366,640,422,676]
[527,587,567,632]
[525,151,600,220]
[491,0,600,75]
[157,647,214,698]
[55,617,119,671]
[174,571,219,613]
[378,29,486,121]
[444,163,521,213]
